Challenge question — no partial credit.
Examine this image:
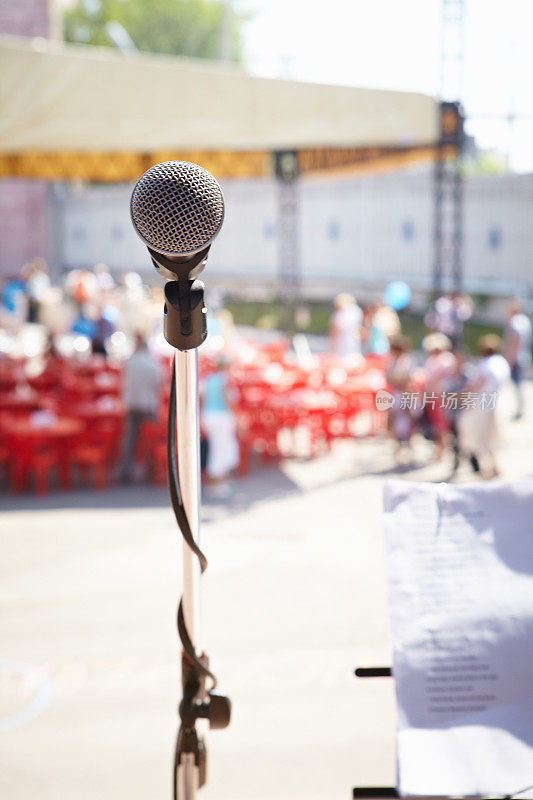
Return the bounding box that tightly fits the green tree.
[64,0,245,62]
[461,150,508,177]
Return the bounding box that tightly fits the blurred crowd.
[0,259,532,494]
[0,259,241,495]
[1,258,164,359]
[329,289,531,479]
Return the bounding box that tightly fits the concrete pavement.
[1,382,532,799]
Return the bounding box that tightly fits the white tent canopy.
[0,36,437,153]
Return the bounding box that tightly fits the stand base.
[353,792,456,799]
[352,670,461,799]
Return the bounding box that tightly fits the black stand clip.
[148,244,209,353]
[174,658,231,788]
[164,278,207,351]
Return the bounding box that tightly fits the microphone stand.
[162,272,231,800]
[175,346,203,799]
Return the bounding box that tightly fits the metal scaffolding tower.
[274,150,300,325]
[434,0,466,294]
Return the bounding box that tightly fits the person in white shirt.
[424,292,473,349]
[458,335,510,479]
[120,333,161,482]
[23,258,51,323]
[329,293,363,361]
[504,299,532,419]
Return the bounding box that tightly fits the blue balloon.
[384,281,411,311]
[1,280,26,312]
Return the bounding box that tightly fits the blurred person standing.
[444,349,474,474]
[364,304,390,356]
[91,306,116,357]
[1,277,28,331]
[386,335,416,451]
[22,258,50,323]
[329,293,363,361]
[66,268,97,311]
[425,293,472,349]
[374,300,401,341]
[504,298,532,419]
[120,333,161,483]
[458,335,510,479]
[422,333,456,458]
[201,356,239,498]
[119,271,147,336]
[93,263,115,295]
[71,306,97,340]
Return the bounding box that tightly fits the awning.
[0,36,438,179]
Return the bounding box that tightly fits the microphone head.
[130,161,225,258]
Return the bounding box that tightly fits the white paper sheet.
[383,479,533,798]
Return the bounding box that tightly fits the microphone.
[130,160,225,282]
[130,160,225,348]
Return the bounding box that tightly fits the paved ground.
[1,383,532,800]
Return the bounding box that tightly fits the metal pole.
[178,753,199,800]
[435,0,465,293]
[452,158,463,292]
[274,150,300,330]
[175,349,202,799]
[433,151,444,295]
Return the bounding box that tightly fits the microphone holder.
[159,262,231,799]
[164,279,207,351]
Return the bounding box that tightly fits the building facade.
[0,0,55,278]
[53,166,533,298]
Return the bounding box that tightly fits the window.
[71,226,86,242]
[402,220,415,241]
[488,227,502,251]
[328,221,340,241]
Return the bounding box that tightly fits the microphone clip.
[148,246,209,352]
[148,246,210,283]
[163,278,207,351]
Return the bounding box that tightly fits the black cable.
[168,357,218,800]
[167,357,217,687]
[167,360,207,573]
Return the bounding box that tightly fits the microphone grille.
[130,161,225,257]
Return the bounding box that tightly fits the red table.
[3,416,85,493]
[69,399,125,421]
[0,391,44,415]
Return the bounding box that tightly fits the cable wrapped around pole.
[167,358,216,688]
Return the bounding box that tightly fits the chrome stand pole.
[177,752,198,800]
[164,279,230,800]
[175,350,202,655]
[175,349,202,799]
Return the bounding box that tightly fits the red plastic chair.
[7,433,60,496]
[236,403,280,475]
[69,427,116,490]
[137,420,168,485]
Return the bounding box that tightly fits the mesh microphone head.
[130,161,225,258]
